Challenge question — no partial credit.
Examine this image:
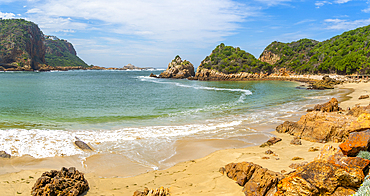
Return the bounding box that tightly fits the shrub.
[357,151,370,161]
[353,175,370,196]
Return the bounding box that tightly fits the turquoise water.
[0,70,331,169]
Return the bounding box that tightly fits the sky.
[1,0,370,68]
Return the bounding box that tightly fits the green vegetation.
[262,25,370,74]
[357,151,370,161]
[353,175,370,196]
[45,37,88,67]
[200,43,272,74]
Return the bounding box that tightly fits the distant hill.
[259,25,370,74]
[45,35,87,67]
[198,43,272,74]
[0,19,87,70]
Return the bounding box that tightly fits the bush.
[357,151,370,161]
[353,175,370,196]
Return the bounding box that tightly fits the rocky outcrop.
[347,105,370,117]
[310,75,341,89]
[192,68,268,81]
[133,187,170,196]
[220,162,284,196]
[359,95,369,99]
[159,56,195,79]
[122,64,145,70]
[276,160,363,195]
[31,167,89,196]
[307,98,342,112]
[0,151,11,158]
[0,19,46,70]
[258,51,281,65]
[260,137,282,147]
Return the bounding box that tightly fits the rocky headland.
[158,55,195,79]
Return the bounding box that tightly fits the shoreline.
[0,81,369,195]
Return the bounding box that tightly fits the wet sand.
[0,81,367,195]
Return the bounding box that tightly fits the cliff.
[259,25,370,75]
[44,36,88,67]
[0,19,46,71]
[159,55,195,79]
[0,19,87,71]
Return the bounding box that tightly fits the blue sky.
[1,0,370,68]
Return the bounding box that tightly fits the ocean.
[0,70,335,172]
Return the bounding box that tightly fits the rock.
[133,187,170,196]
[192,68,268,81]
[149,73,157,78]
[315,145,345,165]
[265,150,274,154]
[346,105,370,117]
[339,130,370,156]
[307,98,342,112]
[259,137,282,147]
[331,187,356,196]
[310,75,341,90]
[159,56,195,79]
[290,138,302,145]
[0,151,11,158]
[74,137,93,151]
[275,111,369,143]
[359,95,369,99]
[289,161,308,169]
[276,160,364,195]
[258,51,281,65]
[292,157,304,160]
[221,162,283,195]
[31,167,89,196]
[308,147,320,152]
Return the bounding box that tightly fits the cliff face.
[0,19,46,70]
[159,55,195,79]
[44,36,87,67]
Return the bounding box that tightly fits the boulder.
[276,160,364,195]
[346,105,370,117]
[31,167,89,196]
[275,111,370,143]
[159,56,195,79]
[315,145,345,165]
[339,130,370,156]
[260,137,282,147]
[0,151,11,158]
[149,73,157,78]
[310,75,341,90]
[307,98,342,112]
[221,162,283,196]
[359,95,369,99]
[290,138,302,145]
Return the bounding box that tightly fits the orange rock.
[315,145,345,165]
[348,113,370,132]
[339,130,370,156]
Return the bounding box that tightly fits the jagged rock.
[259,137,282,147]
[307,98,342,112]
[347,105,370,117]
[310,75,341,90]
[276,160,365,195]
[308,147,320,152]
[149,73,157,78]
[0,151,11,158]
[359,95,369,99]
[133,187,170,196]
[31,167,89,196]
[275,111,370,143]
[258,51,281,65]
[221,162,283,195]
[193,68,268,81]
[265,150,274,154]
[315,145,345,164]
[159,56,194,79]
[339,130,370,156]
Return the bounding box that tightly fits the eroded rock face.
[258,51,281,65]
[276,160,364,196]
[31,167,89,196]
[220,162,284,196]
[193,68,268,81]
[159,56,195,79]
[347,105,370,117]
[0,151,11,158]
[339,130,370,156]
[260,137,282,147]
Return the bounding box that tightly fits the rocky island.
[158,55,195,79]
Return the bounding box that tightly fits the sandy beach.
[0,80,369,196]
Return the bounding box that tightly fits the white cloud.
[363,7,370,13]
[294,19,316,25]
[0,11,16,19]
[324,18,370,30]
[253,0,292,6]
[25,0,258,44]
[315,1,332,8]
[334,0,351,3]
